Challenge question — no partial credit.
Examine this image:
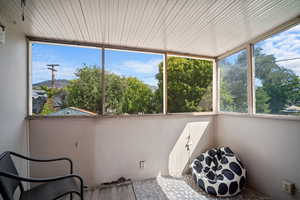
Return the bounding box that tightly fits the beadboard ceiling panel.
[0,0,300,56]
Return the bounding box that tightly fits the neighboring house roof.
[32,89,47,99]
[48,107,97,116]
[283,105,300,113]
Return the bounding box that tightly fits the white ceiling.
[0,0,300,57]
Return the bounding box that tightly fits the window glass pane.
[167,56,213,113]
[219,50,248,113]
[31,43,101,116]
[254,24,300,116]
[104,49,163,114]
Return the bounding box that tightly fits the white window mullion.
[101,47,105,115]
[247,44,255,114]
[213,59,218,114]
[163,53,168,114]
[27,40,32,116]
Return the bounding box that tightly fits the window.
[30,43,216,116]
[254,24,300,116]
[31,43,101,116]
[104,49,163,114]
[219,50,248,113]
[167,56,213,113]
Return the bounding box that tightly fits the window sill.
[218,112,300,121]
[27,112,217,120]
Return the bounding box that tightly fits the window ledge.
[219,112,300,121]
[27,112,217,120]
[27,112,300,121]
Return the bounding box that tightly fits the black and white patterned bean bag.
[191,147,246,197]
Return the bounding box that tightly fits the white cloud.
[141,77,158,86]
[107,58,162,86]
[259,24,300,76]
[120,59,161,74]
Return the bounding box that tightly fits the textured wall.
[0,19,29,195]
[29,115,216,186]
[216,115,300,200]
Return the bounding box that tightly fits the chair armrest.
[9,151,73,174]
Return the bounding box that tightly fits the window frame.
[102,47,165,115]
[165,54,216,114]
[217,17,300,120]
[27,40,217,118]
[28,41,102,116]
[217,47,250,114]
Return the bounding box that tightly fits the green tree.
[66,65,102,113]
[121,77,155,114]
[254,47,300,114]
[40,99,55,115]
[105,73,126,114]
[39,85,65,114]
[255,87,271,113]
[219,51,248,113]
[66,65,157,114]
[220,47,300,115]
[156,57,213,112]
[220,80,234,111]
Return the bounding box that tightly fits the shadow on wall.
[168,121,212,177]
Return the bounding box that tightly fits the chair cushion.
[191,147,246,197]
[20,177,80,200]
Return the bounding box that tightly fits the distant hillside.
[33,79,70,88]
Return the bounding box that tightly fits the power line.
[275,57,300,62]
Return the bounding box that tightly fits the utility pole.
[47,64,59,88]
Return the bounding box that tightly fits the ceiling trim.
[27,36,216,60]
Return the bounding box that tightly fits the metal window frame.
[27,40,32,116]
[217,16,300,119]
[165,54,217,114]
[27,39,216,117]
[217,48,249,114]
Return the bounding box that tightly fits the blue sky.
[32,43,100,83]
[32,43,163,86]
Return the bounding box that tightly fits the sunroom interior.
[0,0,300,200]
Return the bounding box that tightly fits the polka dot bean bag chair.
[191,147,246,197]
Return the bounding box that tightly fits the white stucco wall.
[29,115,216,186]
[216,115,300,200]
[0,18,28,194]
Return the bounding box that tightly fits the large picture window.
[31,43,101,116]
[219,50,248,113]
[30,42,215,116]
[104,49,163,114]
[254,24,300,116]
[167,56,213,113]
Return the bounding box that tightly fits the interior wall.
[216,115,300,200]
[0,16,28,196]
[29,115,216,186]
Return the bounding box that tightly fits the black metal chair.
[0,151,84,200]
